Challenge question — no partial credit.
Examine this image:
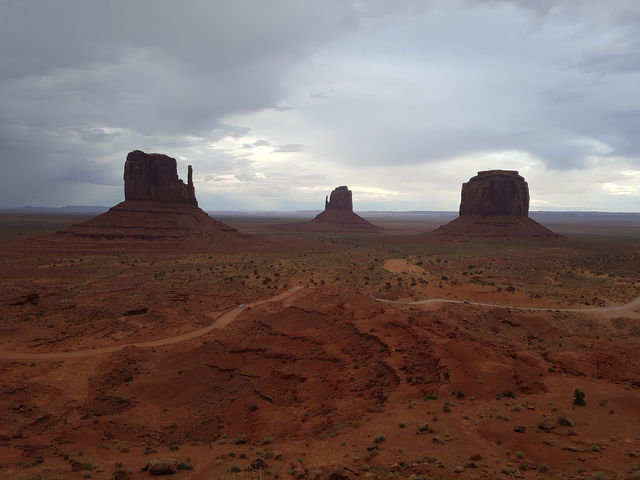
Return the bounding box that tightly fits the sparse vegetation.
[557,416,573,426]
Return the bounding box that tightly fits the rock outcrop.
[59,150,258,249]
[324,185,353,211]
[124,150,197,206]
[433,170,559,239]
[459,170,528,216]
[290,186,381,232]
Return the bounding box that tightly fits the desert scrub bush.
[590,445,601,452]
[424,394,439,400]
[228,464,242,473]
[373,434,386,443]
[500,389,515,399]
[574,389,586,406]
[557,416,573,426]
[511,404,522,412]
[588,472,606,480]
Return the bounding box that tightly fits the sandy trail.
[377,294,640,315]
[0,286,306,361]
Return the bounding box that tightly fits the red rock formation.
[459,170,528,216]
[124,150,197,206]
[283,186,381,232]
[324,185,353,211]
[433,170,559,238]
[60,150,259,247]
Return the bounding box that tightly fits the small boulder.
[291,467,307,479]
[113,469,131,480]
[144,458,178,475]
[416,423,435,434]
[327,465,359,480]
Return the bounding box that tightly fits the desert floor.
[0,213,639,480]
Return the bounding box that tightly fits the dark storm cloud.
[1,0,639,210]
[0,0,426,206]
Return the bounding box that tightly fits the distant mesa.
[287,185,382,232]
[60,150,257,246]
[324,185,353,211]
[433,170,559,238]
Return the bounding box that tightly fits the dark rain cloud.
[0,0,639,209]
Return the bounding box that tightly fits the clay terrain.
[1,213,639,480]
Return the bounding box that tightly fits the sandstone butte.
[291,185,382,232]
[433,170,560,238]
[60,150,256,244]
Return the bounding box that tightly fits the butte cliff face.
[324,185,353,211]
[124,150,197,206]
[279,185,381,232]
[60,150,258,248]
[310,186,381,232]
[459,170,529,216]
[433,170,559,238]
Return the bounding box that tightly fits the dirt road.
[0,286,306,361]
[377,294,640,315]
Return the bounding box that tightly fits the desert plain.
[0,212,639,480]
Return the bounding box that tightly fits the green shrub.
[573,389,586,406]
[501,390,515,399]
[557,416,573,426]
[373,434,386,443]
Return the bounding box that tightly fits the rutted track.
[376,294,640,314]
[0,286,306,361]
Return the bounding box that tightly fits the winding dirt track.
[2,287,637,362]
[376,295,640,314]
[0,286,305,361]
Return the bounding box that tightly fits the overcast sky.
[1,0,639,211]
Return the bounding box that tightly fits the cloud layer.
[1,0,639,210]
